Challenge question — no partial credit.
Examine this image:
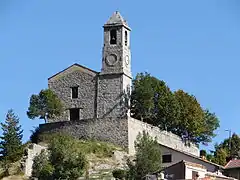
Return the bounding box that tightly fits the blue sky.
[1,0,240,152]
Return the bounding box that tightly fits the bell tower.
[97,11,132,118]
[101,11,132,78]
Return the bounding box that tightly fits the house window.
[71,87,78,99]
[162,154,172,163]
[110,29,117,44]
[125,31,128,46]
[69,108,80,121]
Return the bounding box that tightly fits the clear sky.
[1,0,240,152]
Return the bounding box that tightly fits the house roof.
[48,63,99,81]
[160,143,224,169]
[104,11,130,30]
[225,159,240,169]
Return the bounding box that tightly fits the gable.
[48,63,99,82]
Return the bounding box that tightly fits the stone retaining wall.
[39,117,129,149]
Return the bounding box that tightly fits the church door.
[69,108,80,121]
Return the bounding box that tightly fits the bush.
[32,134,87,180]
[32,150,53,180]
[30,127,41,144]
[112,169,126,179]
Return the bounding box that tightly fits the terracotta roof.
[225,159,240,169]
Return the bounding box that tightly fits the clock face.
[106,54,117,66]
[125,55,129,66]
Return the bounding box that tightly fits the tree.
[214,133,240,161]
[27,89,63,123]
[131,72,220,145]
[212,148,228,166]
[32,134,87,180]
[131,72,179,128]
[127,131,161,179]
[0,110,24,163]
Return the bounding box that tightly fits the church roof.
[104,11,130,29]
[48,63,98,81]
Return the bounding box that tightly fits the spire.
[104,11,130,29]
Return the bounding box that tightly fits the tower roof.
[104,11,130,29]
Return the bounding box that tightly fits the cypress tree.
[0,109,24,163]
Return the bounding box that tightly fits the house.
[161,144,223,173]
[162,160,236,180]
[224,159,240,179]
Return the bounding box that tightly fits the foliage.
[112,169,127,180]
[32,132,119,157]
[0,110,24,163]
[127,131,161,179]
[32,150,54,180]
[29,126,41,144]
[212,148,228,166]
[216,133,240,158]
[32,134,87,180]
[131,72,220,144]
[131,72,179,127]
[27,89,63,123]
[200,150,207,157]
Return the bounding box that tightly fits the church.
[48,11,132,122]
[40,12,226,176]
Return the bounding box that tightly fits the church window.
[162,154,172,163]
[110,29,117,44]
[125,30,128,46]
[69,108,80,121]
[71,86,78,99]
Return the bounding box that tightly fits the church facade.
[48,11,132,122]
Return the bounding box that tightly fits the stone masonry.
[48,11,132,122]
[41,11,200,160]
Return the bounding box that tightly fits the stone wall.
[39,117,129,149]
[48,66,98,122]
[127,117,200,156]
[97,74,126,118]
[24,144,47,177]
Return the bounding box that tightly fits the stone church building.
[41,12,201,160]
[48,11,132,122]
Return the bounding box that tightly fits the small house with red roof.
[224,159,240,179]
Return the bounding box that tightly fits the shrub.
[112,169,126,179]
[32,150,53,180]
[32,134,87,180]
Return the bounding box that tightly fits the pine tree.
[0,109,24,163]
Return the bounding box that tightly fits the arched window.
[110,29,117,44]
[125,31,128,46]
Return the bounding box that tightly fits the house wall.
[185,164,206,179]
[224,169,240,180]
[164,162,185,180]
[127,117,199,156]
[161,146,218,173]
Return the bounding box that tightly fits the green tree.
[212,148,228,166]
[27,89,63,123]
[131,72,220,145]
[0,110,24,163]
[32,134,87,180]
[214,133,240,160]
[131,72,179,128]
[127,131,161,179]
[174,90,205,143]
